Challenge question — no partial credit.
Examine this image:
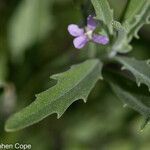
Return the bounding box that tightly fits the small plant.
[5,0,150,132]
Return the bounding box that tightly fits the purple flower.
[68,15,109,49]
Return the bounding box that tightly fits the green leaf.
[128,5,150,40]
[111,21,131,54]
[122,0,150,40]
[123,0,147,23]
[91,0,113,34]
[105,71,150,128]
[110,82,150,118]
[5,59,103,132]
[8,0,54,59]
[114,56,150,91]
[111,1,150,54]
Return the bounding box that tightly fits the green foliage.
[128,4,150,40]
[122,0,150,40]
[111,1,150,54]
[2,0,150,136]
[91,0,113,34]
[5,59,102,131]
[114,56,150,91]
[106,71,150,128]
[123,0,147,24]
[8,0,54,59]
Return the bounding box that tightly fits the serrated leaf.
[105,71,150,128]
[123,0,147,24]
[114,56,150,91]
[5,59,103,132]
[110,82,150,118]
[128,5,150,40]
[122,0,150,40]
[91,0,113,34]
[111,1,150,54]
[8,0,54,59]
[111,21,132,54]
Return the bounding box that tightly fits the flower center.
[85,27,93,40]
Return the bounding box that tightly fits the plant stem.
[88,42,97,58]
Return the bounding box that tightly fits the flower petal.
[73,35,89,49]
[68,24,84,37]
[87,15,97,30]
[92,34,109,45]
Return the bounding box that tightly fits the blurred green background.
[0,0,150,149]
